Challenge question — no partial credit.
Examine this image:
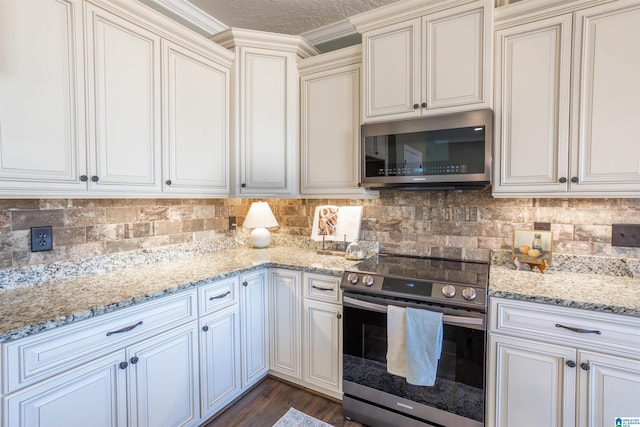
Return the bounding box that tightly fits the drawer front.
[3,290,197,394]
[303,273,341,303]
[490,298,640,353]
[199,276,239,315]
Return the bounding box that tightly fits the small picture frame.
[512,229,553,266]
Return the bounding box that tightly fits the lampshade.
[242,202,278,248]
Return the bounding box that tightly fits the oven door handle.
[342,296,485,328]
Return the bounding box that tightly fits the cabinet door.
[240,270,269,387]
[84,4,162,192]
[424,0,491,111]
[362,19,421,122]
[487,334,576,427]
[303,299,342,399]
[268,269,301,379]
[0,0,87,194]
[3,351,127,427]
[300,63,362,196]
[237,47,298,195]
[493,15,572,196]
[570,1,640,195]
[200,304,241,416]
[127,322,199,427]
[163,41,230,195]
[578,351,640,427]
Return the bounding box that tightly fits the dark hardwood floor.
[201,376,364,427]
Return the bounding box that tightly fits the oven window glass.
[343,305,485,423]
[364,126,485,178]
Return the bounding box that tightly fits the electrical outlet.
[228,216,237,231]
[534,222,551,231]
[31,226,53,252]
[612,224,640,247]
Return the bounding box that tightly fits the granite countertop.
[0,247,358,343]
[489,264,640,317]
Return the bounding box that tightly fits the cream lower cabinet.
[2,290,199,427]
[493,0,640,197]
[239,269,270,388]
[350,0,492,123]
[487,298,640,427]
[199,276,242,419]
[268,270,343,399]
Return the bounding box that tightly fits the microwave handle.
[343,296,484,328]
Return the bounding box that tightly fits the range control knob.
[347,273,359,285]
[442,284,456,298]
[462,287,477,301]
[362,275,375,287]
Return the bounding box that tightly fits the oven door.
[342,294,486,427]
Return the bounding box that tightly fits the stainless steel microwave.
[360,110,492,190]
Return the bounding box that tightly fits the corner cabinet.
[487,298,640,427]
[299,46,372,197]
[210,29,318,196]
[493,0,640,198]
[350,0,492,123]
[0,0,233,198]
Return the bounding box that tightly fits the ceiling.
[143,0,402,50]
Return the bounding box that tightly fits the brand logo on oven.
[396,402,414,411]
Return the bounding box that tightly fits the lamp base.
[249,227,272,248]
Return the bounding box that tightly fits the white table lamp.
[243,202,279,248]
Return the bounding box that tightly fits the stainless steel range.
[340,254,490,427]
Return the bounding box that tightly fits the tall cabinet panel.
[0,0,87,193]
[85,3,162,192]
[493,15,572,193]
[570,0,640,193]
[239,269,269,388]
[162,41,230,195]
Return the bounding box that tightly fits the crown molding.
[210,28,320,58]
[146,0,228,35]
[300,19,358,46]
[298,44,362,74]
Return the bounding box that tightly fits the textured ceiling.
[185,0,401,35]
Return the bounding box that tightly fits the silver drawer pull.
[312,285,334,292]
[555,323,601,335]
[210,291,231,300]
[106,321,143,336]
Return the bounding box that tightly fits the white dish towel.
[386,305,443,386]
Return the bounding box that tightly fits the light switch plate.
[612,224,640,247]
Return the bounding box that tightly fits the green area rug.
[272,407,334,427]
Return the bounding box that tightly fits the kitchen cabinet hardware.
[210,291,230,300]
[202,325,209,332]
[413,103,419,109]
[571,177,579,183]
[119,362,128,369]
[566,360,576,368]
[80,175,88,182]
[106,320,143,336]
[242,281,248,287]
[312,285,334,292]
[165,179,172,185]
[559,177,567,183]
[241,183,246,188]
[91,175,99,182]
[337,313,342,319]
[555,323,601,334]
[130,357,139,364]
[580,362,590,371]
[421,102,427,108]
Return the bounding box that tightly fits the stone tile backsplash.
[1,189,640,270]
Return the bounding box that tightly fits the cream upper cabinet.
[85,3,163,193]
[0,0,87,195]
[493,0,640,197]
[210,29,318,196]
[299,46,371,197]
[351,0,492,123]
[162,41,231,195]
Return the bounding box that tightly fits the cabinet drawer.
[490,298,640,353]
[303,273,341,304]
[2,290,197,394]
[199,276,239,315]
